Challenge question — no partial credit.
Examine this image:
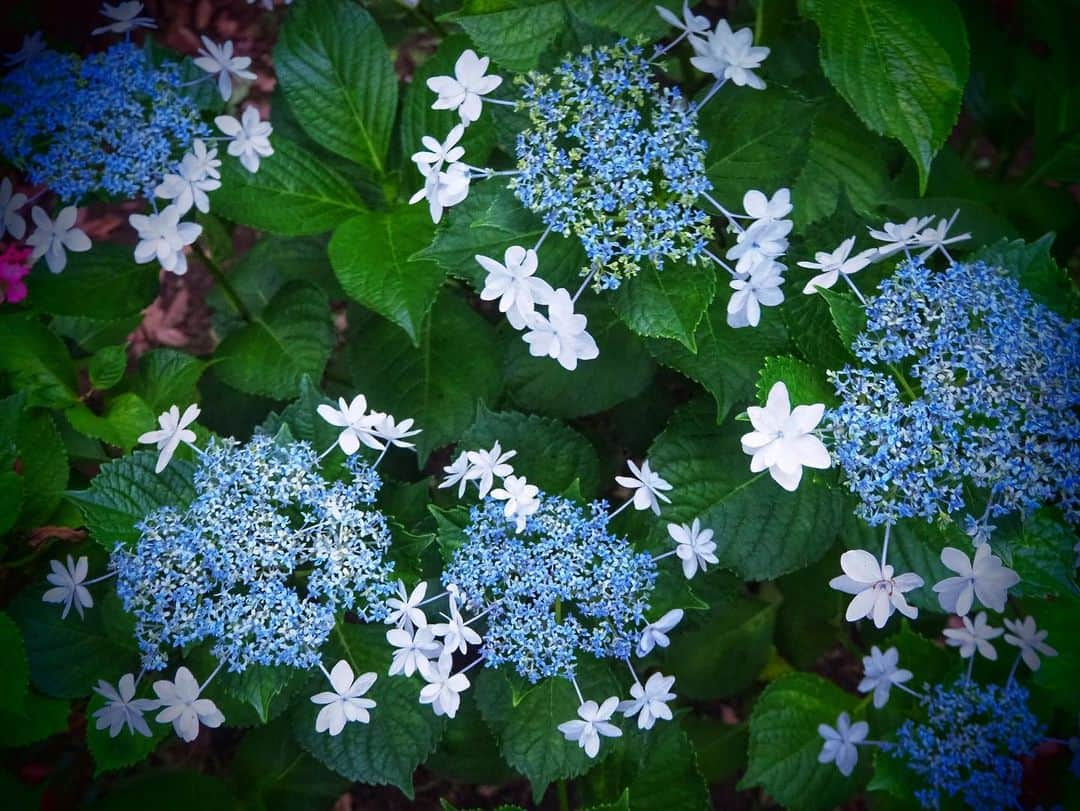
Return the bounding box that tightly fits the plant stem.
[557,780,570,811]
[196,242,251,323]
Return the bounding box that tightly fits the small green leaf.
[610,263,717,351]
[756,356,836,407]
[223,665,303,725]
[275,0,397,173]
[815,287,865,350]
[445,1,568,72]
[65,393,158,452]
[0,315,78,408]
[1032,594,1080,712]
[88,346,128,391]
[972,234,1080,318]
[0,398,68,528]
[215,283,333,399]
[129,349,206,413]
[804,0,970,192]
[329,207,447,345]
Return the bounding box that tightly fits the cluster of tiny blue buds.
[112,435,396,673]
[444,494,657,683]
[511,39,713,284]
[827,259,1080,527]
[0,42,208,202]
[887,679,1044,810]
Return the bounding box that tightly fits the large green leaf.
[275,0,397,173]
[610,263,717,351]
[739,672,865,811]
[0,613,29,715]
[647,399,845,580]
[231,722,349,811]
[460,404,601,495]
[129,349,206,413]
[445,1,568,72]
[212,136,367,235]
[65,393,158,452]
[215,283,334,399]
[329,207,446,345]
[973,234,1080,319]
[0,315,78,408]
[29,244,158,320]
[291,623,445,798]
[350,291,503,462]
[0,398,68,528]
[804,0,970,192]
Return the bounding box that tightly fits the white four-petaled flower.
[153,666,225,742]
[3,32,46,67]
[916,210,970,262]
[311,660,377,736]
[137,403,200,473]
[154,143,223,215]
[867,215,933,258]
[727,260,785,327]
[431,594,483,655]
[477,246,555,329]
[42,555,93,619]
[829,549,923,628]
[440,452,473,498]
[636,608,684,657]
[386,580,428,631]
[558,697,622,758]
[943,611,1003,660]
[410,162,471,224]
[615,459,673,515]
[419,651,471,719]
[194,37,256,101]
[668,519,718,579]
[26,206,92,274]
[490,474,541,532]
[215,107,273,173]
[412,124,466,174]
[0,177,27,240]
[619,672,676,730]
[522,288,599,371]
[370,413,422,449]
[726,218,792,275]
[427,49,503,124]
[317,394,381,456]
[740,381,830,491]
[932,545,1019,616]
[798,236,876,294]
[387,626,442,678]
[92,673,157,738]
[657,2,711,36]
[92,2,157,35]
[818,712,867,777]
[464,442,517,499]
[1003,616,1057,672]
[857,646,912,708]
[129,205,202,275]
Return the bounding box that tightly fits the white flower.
[619,672,676,730]
[409,162,471,224]
[42,555,93,619]
[615,459,673,515]
[943,611,1003,660]
[92,2,157,35]
[867,215,934,258]
[371,413,421,449]
[154,149,222,216]
[419,651,471,719]
[311,660,377,735]
[727,260,785,328]
[490,474,541,532]
[25,206,91,274]
[690,21,769,89]
[932,545,1019,616]
[387,626,442,678]
[740,381,830,491]
[187,139,222,180]
[439,452,473,497]
[829,549,924,628]
[316,394,382,456]
[412,124,466,174]
[558,697,622,758]
[193,37,256,101]
[522,288,599,371]
[857,646,912,708]
[153,666,225,742]
[137,403,200,473]
[1003,616,1057,672]
[818,712,867,777]
[426,49,503,124]
[431,594,483,655]
[657,2,710,36]
[915,210,970,261]
[798,236,876,294]
[726,218,792,274]
[743,188,792,221]
[4,32,46,67]
[385,580,428,631]
[0,177,27,240]
[636,608,684,657]
[92,674,157,738]
[477,246,555,329]
[215,107,273,173]
[465,442,517,498]
[668,518,718,579]
[129,205,202,276]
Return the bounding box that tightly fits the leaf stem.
[195,242,251,323]
[557,779,570,811]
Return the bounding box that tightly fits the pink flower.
[0,243,31,304]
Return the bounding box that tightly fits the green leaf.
[88,346,128,391]
[212,136,367,235]
[0,315,78,408]
[683,716,748,784]
[8,588,138,699]
[739,672,864,811]
[427,691,516,786]
[1032,594,1080,712]
[460,404,601,495]
[350,291,503,461]
[222,665,303,725]
[129,349,206,413]
[231,722,349,811]
[275,0,397,173]
[86,691,168,775]
[564,0,682,40]
[700,86,814,203]
[329,207,447,345]
[29,244,159,320]
[292,623,445,798]
[992,509,1080,601]
[756,355,836,407]
[445,1,568,72]
[215,283,333,399]
[431,505,471,562]
[610,263,717,351]
[0,399,68,528]
[261,375,340,452]
[645,295,789,422]
[972,234,1080,319]
[65,393,157,452]
[503,299,655,419]
[804,0,969,192]
[815,287,865,350]
[622,722,709,811]
[0,691,70,748]
[91,771,237,811]
[68,451,196,547]
[647,399,845,580]
[0,613,29,715]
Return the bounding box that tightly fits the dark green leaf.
[65,393,158,452]
[231,722,349,811]
[129,349,206,413]
[91,771,237,811]
[29,244,158,320]
[972,234,1080,319]
[0,315,78,408]
[756,355,836,407]
[445,1,568,72]
[0,612,29,715]
[610,263,717,351]
[86,690,167,775]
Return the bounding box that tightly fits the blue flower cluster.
[511,40,713,283]
[112,435,396,672]
[0,42,208,202]
[444,495,657,682]
[827,259,1080,526]
[888,679,1044,810]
